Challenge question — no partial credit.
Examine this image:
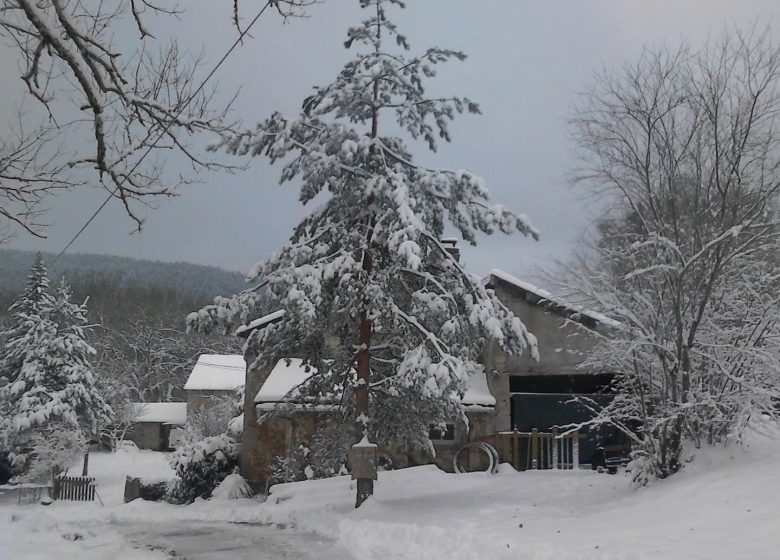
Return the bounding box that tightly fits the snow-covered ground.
[3,428,780,559]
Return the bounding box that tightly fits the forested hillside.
[0,250,246,323]
[0,250,250,404]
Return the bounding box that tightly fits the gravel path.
[120,520,354,559]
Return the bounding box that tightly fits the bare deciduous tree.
[0,0,313,238]
[0,120,74,241]
[95,319,240,402]
[563,28,780,483]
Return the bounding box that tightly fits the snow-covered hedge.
[211,473,252,500]
[166,434,238,503]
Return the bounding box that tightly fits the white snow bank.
[183,354,245,391]
[6,427,780,560]
[255,426,780,560]
[133,402,187,425]
[0,508,165,560]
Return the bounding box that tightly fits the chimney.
[441,238,460,263]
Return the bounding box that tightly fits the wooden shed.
[126,402,187,451]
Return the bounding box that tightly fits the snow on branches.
[191,0,537,455]
[563,30,780,483]
[0,256,110,456]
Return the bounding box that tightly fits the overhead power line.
[52,1,274,265]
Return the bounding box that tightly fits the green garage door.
[510,393,622,466]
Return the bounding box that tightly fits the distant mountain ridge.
[0,249,245,298]
[0,249,247,323]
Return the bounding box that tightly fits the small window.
[429,423,455,441]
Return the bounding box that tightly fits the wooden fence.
[53,475,96,501]
[478,428,585,471]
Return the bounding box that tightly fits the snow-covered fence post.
[81,449,89,477]
[350,435,378,496]
[531,428,539,470]
[552,428,559,470]
[572,432,580,470]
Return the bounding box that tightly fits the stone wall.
[240,359,280,490]
[126,422,169,451]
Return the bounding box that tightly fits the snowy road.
[119,520,354,560]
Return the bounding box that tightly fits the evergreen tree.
[190,0,538,505]
[1,260,110,468]
[0,254,55,446]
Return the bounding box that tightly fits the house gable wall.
[483,277,605,432]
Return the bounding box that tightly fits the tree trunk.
[353,3,383,509]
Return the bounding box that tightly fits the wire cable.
[52,1,274,265]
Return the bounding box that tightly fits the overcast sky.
[4,0,780,281]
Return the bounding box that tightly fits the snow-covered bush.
[24,424,87,483]
[269,444,311,485]
[166,433,238,503]
[309,422,350,478]
[186,391,242,440]
[211,473,252,500]
[269,424,353,486]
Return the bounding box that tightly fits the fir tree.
[0,254,55,447]
[190,0,538,505]
[1,261,110,468]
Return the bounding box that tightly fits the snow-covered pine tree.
[189,0,538,506]
[46,278,112,436]
[0,254,56,453]
[1,261,110,469]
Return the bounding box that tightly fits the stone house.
[126,402,187,451]
[235,268,619,489]
[240,356,497,488]
[183,354,245,417]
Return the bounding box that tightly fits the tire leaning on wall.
[453,442,500,474]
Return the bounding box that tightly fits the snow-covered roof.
[235,309,285,337]
[184,354,245,391]
[254,358,495,408]
[255,358,316,403]
[487,269,621,329]
[134,402,187,425]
